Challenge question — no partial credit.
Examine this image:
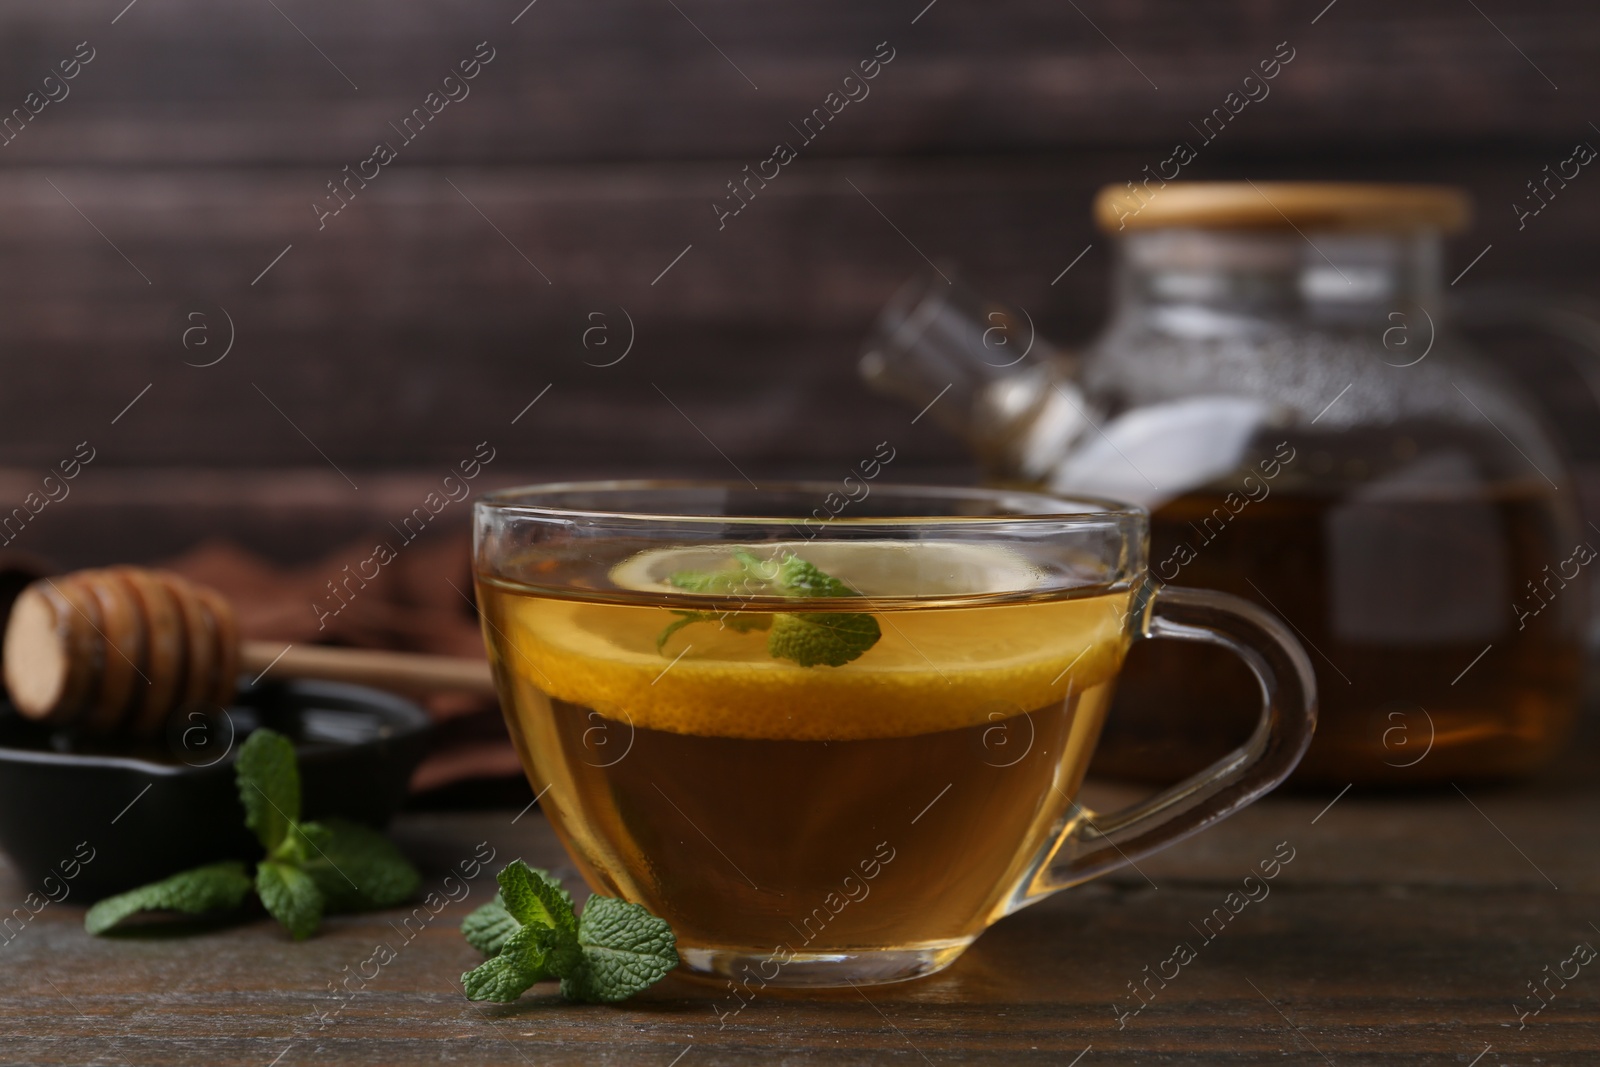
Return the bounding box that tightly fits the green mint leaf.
[767,611,882,668]
[559,896,679,1003]
[656,549,878,665]
[667,549,777,594]
[455,863,674,1005]
[668,571,739,594]
[88,726,422,948]
[235,728,300,852]
[766,552,880,667]
[84,862,252,935]
[774,554,858,598]
[656,611,710,652]
[461,923,576,1002]
[297,818,420,912]
[256,860,324,941]
[461,948,540,1001]
[655,610,771,653]
[271,819,316,866]
[496,861,577,937]
[461,892,521,957]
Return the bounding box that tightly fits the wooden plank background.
[0,0,1596,559]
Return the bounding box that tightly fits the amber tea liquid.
[477,543,1132,982]
[1099,478,1582,785]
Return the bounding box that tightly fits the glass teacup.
[473,481,1316,988]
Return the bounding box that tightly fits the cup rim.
[474,479,1146,528]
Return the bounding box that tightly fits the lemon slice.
[499,543,1131,741]
[607,539,1051,599]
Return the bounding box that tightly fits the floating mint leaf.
[654,550,881,667]
[767,610,882,668]
[655,610,772,652]
[667,548,776,594]
[774,553,858,598]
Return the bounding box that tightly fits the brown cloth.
[160,531,521,796]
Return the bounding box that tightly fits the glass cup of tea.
[473,481,1316,989]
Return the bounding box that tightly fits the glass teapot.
[861,182,1587,786]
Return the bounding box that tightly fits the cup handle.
[1026,582,1318,899]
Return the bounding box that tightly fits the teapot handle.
[1453,288,1600,436]
[1454,287,1600,647]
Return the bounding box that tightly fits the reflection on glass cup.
[474,482,1317,987]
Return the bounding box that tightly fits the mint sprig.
[459,860,677,1004]
[655,549,882,668]
[85,728,419,940]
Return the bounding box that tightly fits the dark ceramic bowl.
[0,679,431,899]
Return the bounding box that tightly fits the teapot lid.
[1095,181,1470,234]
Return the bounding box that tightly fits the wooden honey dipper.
[3,566,496,737]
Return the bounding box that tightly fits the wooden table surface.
[4,748,1598,1066]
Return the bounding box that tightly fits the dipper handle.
[240,641,495,696]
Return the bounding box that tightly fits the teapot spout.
[859,268,1096,482]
